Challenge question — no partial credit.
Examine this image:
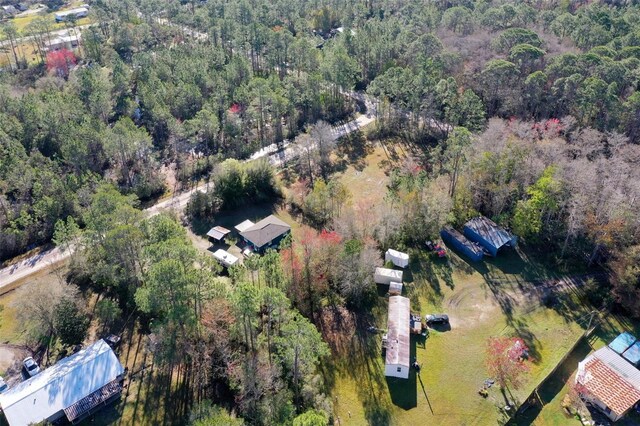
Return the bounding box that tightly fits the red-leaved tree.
[281,226,342,319]
[46,49,77,78]
[486,336,530,393]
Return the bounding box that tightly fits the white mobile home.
[0,340,124,426]
[385,296,410,379]
[213,249,239,268]
[55,7,89,22]
[385,249,409,268]
[374,267,403,285]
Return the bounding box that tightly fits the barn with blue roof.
[623,341,640,367]
[608,332,637,354]
[463,216,517,257]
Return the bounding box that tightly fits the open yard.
[327,246,598,426]
[312,138,613,425]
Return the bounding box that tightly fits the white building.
[54,7,89,22]
[213,249,239,268]
[374,267,403,285]
[385,296,410,379]
[385,249,409,268]
[0,340,125,426]
[576,345,640,422]
[45,34,81,51]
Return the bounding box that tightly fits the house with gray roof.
[239,215,291,253]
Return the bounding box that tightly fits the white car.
[23,357,40,377]
[0,376,8,393]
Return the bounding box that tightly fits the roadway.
[0,113,374,290]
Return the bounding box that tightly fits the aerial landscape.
[2,0,640,425]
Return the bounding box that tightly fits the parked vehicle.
[0,376,8,393]
[425,314,449,325]
[23,357,40,377]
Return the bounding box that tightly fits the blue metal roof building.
[463,216,517,257]
[608,332,637,355]
[441,226,484,262]
[623,342,640,367]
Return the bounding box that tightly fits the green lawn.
[329,247,598,426]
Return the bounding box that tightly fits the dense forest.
[3,0,640,423]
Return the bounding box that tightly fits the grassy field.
[319,141,609,426]
[328,248,594,426]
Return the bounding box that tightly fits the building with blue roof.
[608,332,637,355]
[441,226,484,262]
[623,342,640,367]
[463,216,517,257]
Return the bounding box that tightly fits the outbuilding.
[463,216,517,257]
[385,249,409,268]
[623,342,640,367]
[385,296,410,379]
[206,226,231,243]
[212,249,239,268]
[239,215,291,253]
[0,340,124,426]
[608,332,636,354]
[389,281,403,295]
[374,267,403,285]
[576,345,640,422]
[440,226,484,262]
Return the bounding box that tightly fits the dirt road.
[0,114,374,291]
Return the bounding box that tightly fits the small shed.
[235,220,255,233]
[440,226,484,262]
[463,216,517,257]
[623,342,640,367]
[206,226,231,243]
[385,249,409,268]
[374,268,403,285]
[389,281,403,295]
[385,296,410,379]
[609,332,637,355]
[212,249,239,268]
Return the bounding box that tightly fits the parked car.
[425,314,449,325]
[23,357,40,377]
[0,376,8,393]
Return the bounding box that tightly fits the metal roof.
[375,267,403,281]
[579,346,640,416]
[609,332,637,354]
[464,216,514,250]
[239,215,290,248]
[385,296,410,368]
[234,219,255,233]
[442,226,484,255]
[0,340,124,426]
[206,226,231,240]
[623,342,640,366]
